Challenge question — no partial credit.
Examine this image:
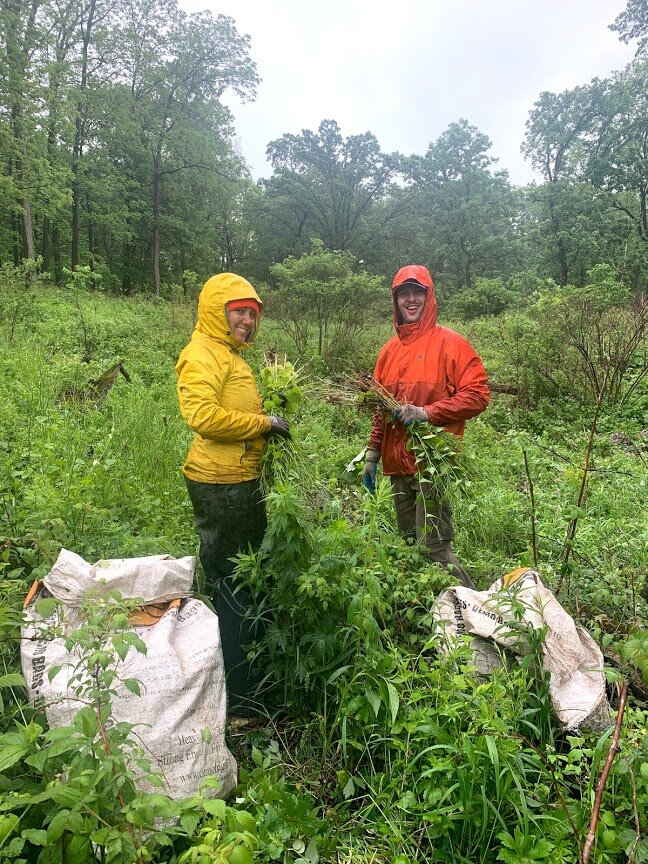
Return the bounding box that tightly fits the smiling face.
[227,306,258,343]
[395,284,427,324]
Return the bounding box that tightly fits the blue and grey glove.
[392,404,428,427]
[362,448,380,494]
[268,416,291,439]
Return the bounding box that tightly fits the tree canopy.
[0,0,646,299]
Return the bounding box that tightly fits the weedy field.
[0,266,647,863]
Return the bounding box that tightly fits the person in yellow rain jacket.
[176,272,289,709]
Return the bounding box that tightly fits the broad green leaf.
[123,678,141,696]
[114,640,129,661]
[364,687,381,718]
[50,783,86,808]
[14,788,57,805]
[342,776,354,799]
[0,743,29,772]
[326,665,351,684]
[0,814,19,844]
[1,836,24,856]
[251,747,263,767]
[75,706,98,737]
[0,673,26,689]
[303,839,320,864]
[34,598,58,618]
[21,828,48,845]
[384,680,399,725]
[201,798,227,819]
[19,722,43,744]
[180,811,200,835]
[46,809,71,843]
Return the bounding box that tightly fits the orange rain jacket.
[175,273,272,484]
[368,265,489,477]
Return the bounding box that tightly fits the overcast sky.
[180,0,636,186]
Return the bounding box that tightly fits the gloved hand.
[268,416,291,439]
[362,448,380,494]
[392,404,428,427]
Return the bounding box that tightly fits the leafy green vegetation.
[1,267,646,862]
[1,1,647,856]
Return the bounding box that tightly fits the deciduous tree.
[403,119,518,293]
[262,119,398,258]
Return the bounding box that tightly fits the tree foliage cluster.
[0,0,647,303]
[0,0,259,294]
[265,244,388,364]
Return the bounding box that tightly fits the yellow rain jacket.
[175,273,272,484]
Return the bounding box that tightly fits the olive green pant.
[390,475,475,589]
[185,477,266,710]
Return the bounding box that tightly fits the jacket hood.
[195,273,263,350]
[391,264,437,340]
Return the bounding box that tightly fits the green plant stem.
[92,663,144,862]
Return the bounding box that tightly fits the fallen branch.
[488,382,521,395]
[581,679,629,864]
[58,359,131,406]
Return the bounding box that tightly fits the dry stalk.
[580,679,629,864]
[523,449,538,569]
[557,364,609,596]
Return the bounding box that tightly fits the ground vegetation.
[0,263,646,863]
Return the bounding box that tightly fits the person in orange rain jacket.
[361,264,489,589]
[176,272,290,711]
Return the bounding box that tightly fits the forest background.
[0,1,647,863]
[1,0,647,299]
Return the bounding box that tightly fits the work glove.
[268,415,291,439]
[392,404,428,427]
[362,448,380,494]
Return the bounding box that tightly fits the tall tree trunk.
[4,0,41,262]
[20,196,35,259]
[88,219,94,271]
[152,98,175,296]
[41,215,50,268]
[548,192,569,284]
[153,163,161,296]
[45,17,75,279]
[86,190,97,282]
[223,216,234,270]
[52,224,61,282]
[11,210,22,265]
[71,0,96,270]
[71,157,80,268]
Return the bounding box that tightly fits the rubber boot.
[426,540,476,590]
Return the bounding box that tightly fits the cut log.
[488,382,521,395]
